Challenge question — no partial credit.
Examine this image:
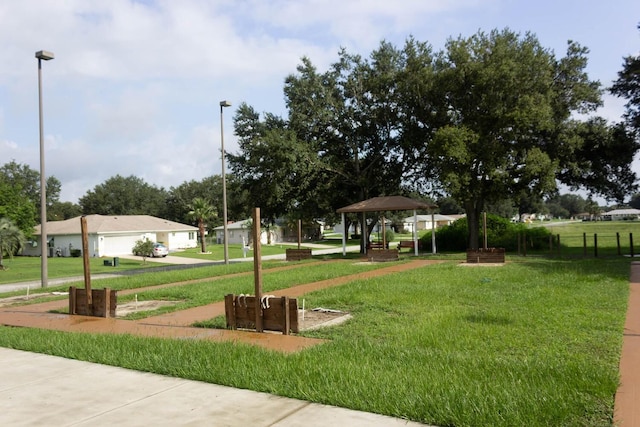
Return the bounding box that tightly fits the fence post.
[594,233,598,257]
[631,233,635,258]
[617,232,621,256]
[556,234,560,257]
[583,233,587,257]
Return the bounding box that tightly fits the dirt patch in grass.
[299,308,352,331]
[0,292,66,308]
[115,300,181,317]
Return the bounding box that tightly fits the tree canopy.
[611,23,640,133]
[231,29,638,250]
[79,175,168,216]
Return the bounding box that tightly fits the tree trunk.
[464,200,482,250]
[198,220,206,253]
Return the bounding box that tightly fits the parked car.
[152,243,169,257]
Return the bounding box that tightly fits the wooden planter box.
[225,294,299,334]
[286,248,312,261]
[68,287,117,318]
[466,248,505,264]
[367,249,399,262]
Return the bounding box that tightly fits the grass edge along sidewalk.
[0,257,631,426]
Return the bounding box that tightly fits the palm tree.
[187,198,216,253]
[0,217,26,270]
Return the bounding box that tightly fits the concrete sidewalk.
[0,347,429,427]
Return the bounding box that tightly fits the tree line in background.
[2,26,640,251]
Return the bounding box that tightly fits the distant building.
[601,209,640,221]
[23,214,198,257]
[402,214,463,232]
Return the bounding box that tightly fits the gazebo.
[336,196,437,256]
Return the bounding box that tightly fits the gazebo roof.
[336,196,436,213]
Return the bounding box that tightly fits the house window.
[189,232,195,240]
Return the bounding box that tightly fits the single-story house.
[213,219,282,246]
[601,209,640,221]
[23,214,198,258]
[402,214,462,232]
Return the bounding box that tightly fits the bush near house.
[421,215,553,252]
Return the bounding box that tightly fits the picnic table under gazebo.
[336,196,437,257]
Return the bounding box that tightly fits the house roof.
[33,214,197,235]
[402,214,458,222]
[603,209,640,216]
[213,219,251,231]
[336,196,436,213]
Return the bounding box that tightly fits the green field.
[0,256,629,426]
[538,220,640,257]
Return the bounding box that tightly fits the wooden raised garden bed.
[466,248,505,264]
[286,248,312,261]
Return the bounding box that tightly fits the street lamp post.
[36,50,54,288]
[220,100,231,264]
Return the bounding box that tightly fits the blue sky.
[1,0,639,203]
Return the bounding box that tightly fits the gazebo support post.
[431,211,436,254]
[341,212,346,256]
[413,210,418,256]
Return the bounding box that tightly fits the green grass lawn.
[539,220,640,257]
[0,256,629,426]
[0,255,164,285]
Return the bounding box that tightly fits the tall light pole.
[220,100,231,264]
[36,50,54,288]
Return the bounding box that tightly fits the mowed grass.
[0,255,163,285]
[541,220,640,257]
[0,257,629,426]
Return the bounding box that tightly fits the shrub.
[420,214,552,252]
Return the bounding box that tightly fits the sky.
[1,0,639,204]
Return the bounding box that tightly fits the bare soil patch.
[0,292,66,308]
[116,300,181,317]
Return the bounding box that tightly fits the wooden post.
[631,233,635,258]
[252,208,263,332]
[594,233,598,257]
[583,233,587,257]
[483,212,488,250]
[382,216,386,248]
[297,219,302,250]
[69,286,76,314]
[225,294,236,330]
[283,296,290,335]
[617,232,621,256]
[556,234,560,257]
[80,216,92,307]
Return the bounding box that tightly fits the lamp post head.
[35,50,55,61]
[220,100,231,108]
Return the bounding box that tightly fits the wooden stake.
[80,216,92,307]
[252,208,263,332]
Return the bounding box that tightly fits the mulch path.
[0,259,441,353]
[614,261,640,426]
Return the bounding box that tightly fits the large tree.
[425,30,607,249]
[611,23,640,133]
[0,160,63,224]
[79,175,168,217]
[228,103,319,227]
[0,177,36,236]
